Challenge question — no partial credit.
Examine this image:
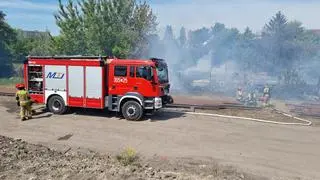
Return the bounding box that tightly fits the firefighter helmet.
[15,83,25,89]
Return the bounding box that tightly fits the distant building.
[20,30,51,38]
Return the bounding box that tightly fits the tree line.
[148,11,320,88]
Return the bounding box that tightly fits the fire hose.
[163,108,312,126]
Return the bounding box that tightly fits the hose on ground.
[163,108,312,126]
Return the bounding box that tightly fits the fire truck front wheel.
[48,95,67,115]
[121,100,143,121]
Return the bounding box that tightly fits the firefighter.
[15,84,32,121]
[236,87,244,102]
[263,84,271,106]
[246,90,257,106]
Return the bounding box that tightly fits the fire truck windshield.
[156,65,169,83]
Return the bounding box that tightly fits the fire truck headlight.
[154,97,162,109]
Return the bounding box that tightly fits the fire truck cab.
[24,56,173,121]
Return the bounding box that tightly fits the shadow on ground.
[70,107,186,122]
[2,100,19,113]
[1,99,186,122]
[1,100,52,120]
[146,111,186,122]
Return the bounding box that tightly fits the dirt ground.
[0,86,15,94]
[194,108,307,124]
[1,96,320,180]
[0,135,257,180]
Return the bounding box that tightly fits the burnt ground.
[172,95,238,105]
[0,135,262,180]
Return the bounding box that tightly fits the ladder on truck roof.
[27,55,109,60]
[28,56,165,60]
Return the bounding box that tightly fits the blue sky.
[1,0,320,35]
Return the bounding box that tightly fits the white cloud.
[0,0,56,11]
[152,0,320,33]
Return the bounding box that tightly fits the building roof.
[20,30,51,38]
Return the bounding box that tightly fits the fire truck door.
[127,66,138,92]
[133,66,155,96]
[45,65,67,105]
[110,65,129,95]
[68,66,84,107]
[85,67,103,108]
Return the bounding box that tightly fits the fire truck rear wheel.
[121,100,143,121]
[48,95,67,115]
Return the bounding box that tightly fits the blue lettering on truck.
[46,72,65,79]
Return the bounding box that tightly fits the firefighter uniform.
[263,85,271,106]
[15,84,32,120]
[236,88,243,102]
[263,86,270,95]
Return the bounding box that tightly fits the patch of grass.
[264,104,275,108]
[0,77,23,86]
[116,147,139,166]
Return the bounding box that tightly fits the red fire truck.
[23,56,173,121]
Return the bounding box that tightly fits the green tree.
[209,23,240,66]
[260,11,304,73]
[163,25,175,42]
[11,29,55,63]
[263,11,288,38]
[0,11,16,77]
[188,27,211,61]
[258,11,316,86]
[55,0,157,58]
[178,27,187,47]
[236,27,258,71]
[242,27,255,40]
[162,25,183,67]
[211,22,226,34]
[28,31,55,56]
[189,27,211,48]
[54,0,86,55]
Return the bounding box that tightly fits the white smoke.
[185,53,211,74]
